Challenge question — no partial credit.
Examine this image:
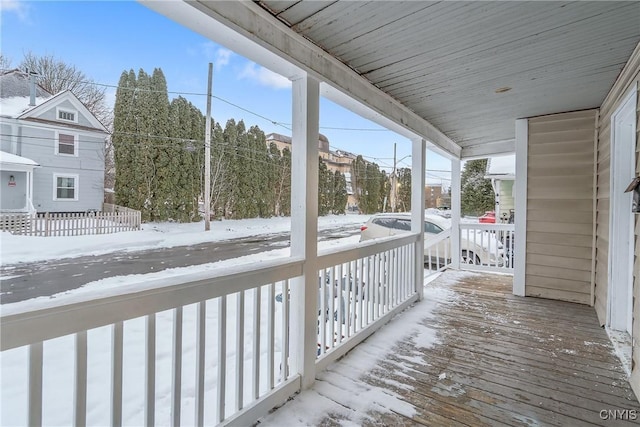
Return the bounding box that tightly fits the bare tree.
[0,54,12,71]
[20,52,111,127]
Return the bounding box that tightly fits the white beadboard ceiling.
[257,1,640,151]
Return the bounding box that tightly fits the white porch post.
[513,119,528,296]
[450,158,461,270]
[27,170,34,213]
[290,73,319,389]
[411,138,426,300]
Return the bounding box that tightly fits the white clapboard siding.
[525,109,598,305]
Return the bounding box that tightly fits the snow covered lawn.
[0,214,370,266]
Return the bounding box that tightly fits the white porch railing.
[0,234,421,427]
[314,233,420,371]
[422,223,515,279]
[458,223,515,273]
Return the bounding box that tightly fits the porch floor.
[260,270,640,426]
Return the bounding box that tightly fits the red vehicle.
[479,211,496,224]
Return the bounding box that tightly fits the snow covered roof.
[485,154,515,179]
[0,151,40,167]
[0,70,52,117]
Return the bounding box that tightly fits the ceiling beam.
[461,139,515,159]
[140,0,461,158]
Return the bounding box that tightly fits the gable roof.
[0,69,107,133]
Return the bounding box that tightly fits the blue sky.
[0,0,452,185]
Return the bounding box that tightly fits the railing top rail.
[460,223,515,231]
[1,256,304,351]
[317,233,419,270]
[425,229,451,248]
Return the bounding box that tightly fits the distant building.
[425,185,443,209]
[266,133,359,211]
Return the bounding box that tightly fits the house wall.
[0,170,27,210]
[19,124,104,212]
[38,99,97,129]
[498,180,514,222]
[525,109,598,305]
[595,43,640,400]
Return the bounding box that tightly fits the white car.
[359,212,505,266]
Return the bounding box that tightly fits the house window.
[56,133,77,156]
[53,173,79,201]
[57,107,77,123]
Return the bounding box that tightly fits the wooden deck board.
[261,271,640,426]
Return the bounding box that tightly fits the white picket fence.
[0,233,421,427]
[0,209,141,237]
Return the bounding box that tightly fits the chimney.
[28,70,37,106]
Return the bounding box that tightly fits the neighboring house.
[485,154,515,222]
[0,69,108,213]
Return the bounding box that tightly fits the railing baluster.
[253,287,261,400]
[236,291,245,411]
[319,268,326,356]
[171,307,183,426]
[195,301,206,427]
[74,331,87,427]
[347,262,353,336]
[281,280,289,381]
[145,314,156,426]
[344,262,351,338]
[357,258,364,331]
[336,263,343,343]
[267,284,274,390]
[217,296,227,423]
[328,267,335,348]
[111,321,123,427]
[28,342,43,427]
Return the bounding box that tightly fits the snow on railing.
[0,234,422,426]
[458,223,515,273]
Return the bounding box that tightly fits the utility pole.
[390,142,397,212]
[204,63,213,231]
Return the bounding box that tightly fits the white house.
[485,154,515,222]
[0,70,108,213]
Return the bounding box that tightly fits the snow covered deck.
[260,271,640,426]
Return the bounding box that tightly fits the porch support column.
[411,138,426,300]
[450,158,461,270]
[290,73,319,389]
[513,119,528,296]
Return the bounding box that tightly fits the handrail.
[460,223,515,231]
[1,256,304,351]
[425,229,451,248]
[317,233,419,270]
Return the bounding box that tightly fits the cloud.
[239,63,290,90]
[197,42,233,70]
[0,0,30,21]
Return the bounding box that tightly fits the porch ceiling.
[257,1,640,154]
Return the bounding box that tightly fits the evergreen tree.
[461,159,494,216]
[113,70,137,209]
[332,171,348,214]
[397,167,412,212]
[318,158,331,215]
